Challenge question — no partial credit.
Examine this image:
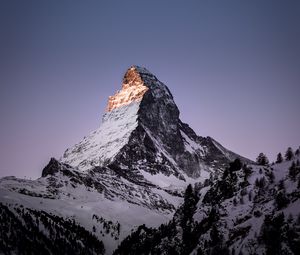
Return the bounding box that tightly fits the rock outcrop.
[106,67,149,112]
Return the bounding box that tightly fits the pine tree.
[256,153,269,165]
[182,184,198,226]
[255,177,266,189]
[289,161,297,181]
[285,147,294,161]
[242,164,252,179]
[229,158,242,171]
[209,224,229,255]
[276,153,283,164]
[268,171,275,184]
[210,224,221,247]
[275,191,289,209]
[295,148,300,157]
[181,184,199,255]
[261,213,285,255]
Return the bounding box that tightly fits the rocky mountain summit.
[62,65,250,178]
[0,66,259,254]
[106,66,149,111]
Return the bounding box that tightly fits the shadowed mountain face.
[62,65,251,178]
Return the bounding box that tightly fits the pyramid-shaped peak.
[122,66,157,87]
[107,65,160,112]
[62,65,251,176]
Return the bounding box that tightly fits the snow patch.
[180,131,204,155]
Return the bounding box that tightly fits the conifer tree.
[295,147,300,157]
[256,153,269,165]
[275,191,289,209]
[182,184,198,226]
[289,161,297,181]
[285,147,294,161]
[276,153,283,163]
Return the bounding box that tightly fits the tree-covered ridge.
[114,156,300,255]
[0,203,105,255]
[113,184,202,255]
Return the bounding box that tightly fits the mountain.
[61,66,250,178]
[0,66,253,254]
[114,156,300,255]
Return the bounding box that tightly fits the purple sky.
[0,0,299,179]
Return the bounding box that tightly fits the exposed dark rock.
[42,158,73,177]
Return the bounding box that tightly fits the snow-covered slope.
[0,160,180,254]
[62,102,140,170]
[115,155,300,255]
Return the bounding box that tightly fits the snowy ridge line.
[61,101,141,170]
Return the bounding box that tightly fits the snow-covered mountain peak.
[106,65,174,112]
[61,65,180,171]
[61,66,251,180]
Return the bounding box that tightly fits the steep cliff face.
[62,65,251,179]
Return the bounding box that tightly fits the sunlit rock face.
[106,66,149,112]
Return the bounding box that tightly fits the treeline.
[0,203,105,255]
[114,158,300,255]
[256,146,300,166]
[92,214,120,239]
[114,184,231,255]
[256,146,300,188]
[260,212,300,255]
[113,184,201,255]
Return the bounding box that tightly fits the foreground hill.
[115,155,300,255]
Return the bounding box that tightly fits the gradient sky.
[0,0,299,179]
